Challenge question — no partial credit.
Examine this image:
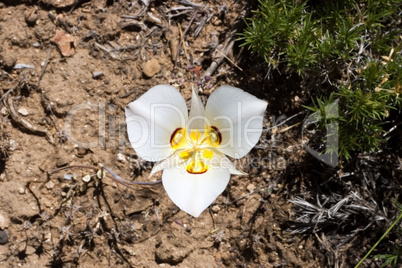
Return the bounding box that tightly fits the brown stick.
[204,6,251,77]
[6,96,55,144]
[49,164,162,187]
[174,10,199,69]
[37,45,54,88]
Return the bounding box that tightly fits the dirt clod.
[0,52,16,71]
[50,29,75,57]
[155,232,195,264]
[142,58,161,78]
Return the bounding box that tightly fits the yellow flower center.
[170,126,222,174]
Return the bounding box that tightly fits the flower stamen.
[170,126,222,174]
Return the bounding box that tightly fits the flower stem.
[355,201,402,268]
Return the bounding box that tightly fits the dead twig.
[174,10,199,69]
[193,11,214,37]
[204,6,251,77]
[101,164,161,186]
[227,184,269,205]
[48,164,162,188]
[175,0,203,8]
[37,45,63,134]
[120,5,147,20]
[37,45,54,88]
[94,42,121,60]
[215,48,243,72]
[6,95,55,144]
[204,39,234,77]
[0,82,20,109]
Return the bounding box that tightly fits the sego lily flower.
[125,85,267,217]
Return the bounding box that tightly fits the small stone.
[14,63,35,69]
[117,153,126,163]
[142,58,160,78]
[1,107,8,116]
[247,183,256,193]
[0,230,8,245]
[0,213,10,229]
[76,147,88,158]
[96,169,105,179]
[45,181,55,190]
[25,9,38,26]
[26,245,36,255]
[92,71,103,79]
[9,139,16,151]
[55,157,68,167]
[211,205,220,213]
[43,198,53,208]
[82,174,91,182]
[19,187,25,194]
[18,107,29,116]
[14,166,22,174]
[63,174,73,181]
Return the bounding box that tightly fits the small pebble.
[92,71,103,79]
[24,9,38,26]
[0,213,9,229]
[76,147,88,157]
[142,58,161,78]
[18,107,29,116]
[211,205,220,213]
[1,107,8,116]
[96,169,105,179]
[14,63,35,69]
[0,230,8,245]
[55,158,68,167]
[32,42,40,48]
[14,166,22,174]
[19,187,25,194]
[247,183,256,193]
[63,174,73,180]
[117,153,126,163]
[82,174,91,182]
[9,139,16,151]
[45,181,55,190]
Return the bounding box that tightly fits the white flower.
[125,85,267,217]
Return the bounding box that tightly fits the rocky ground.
[0,0,400,267]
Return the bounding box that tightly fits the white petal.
[149,150,186,178]
[204,86,267,158]
[188,88,205,130]
[208,149,247,175]
[219,155,248,175]
[125,85,188,161]
[162,164,230,217]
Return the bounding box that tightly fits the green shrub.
[239,0,401,162]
